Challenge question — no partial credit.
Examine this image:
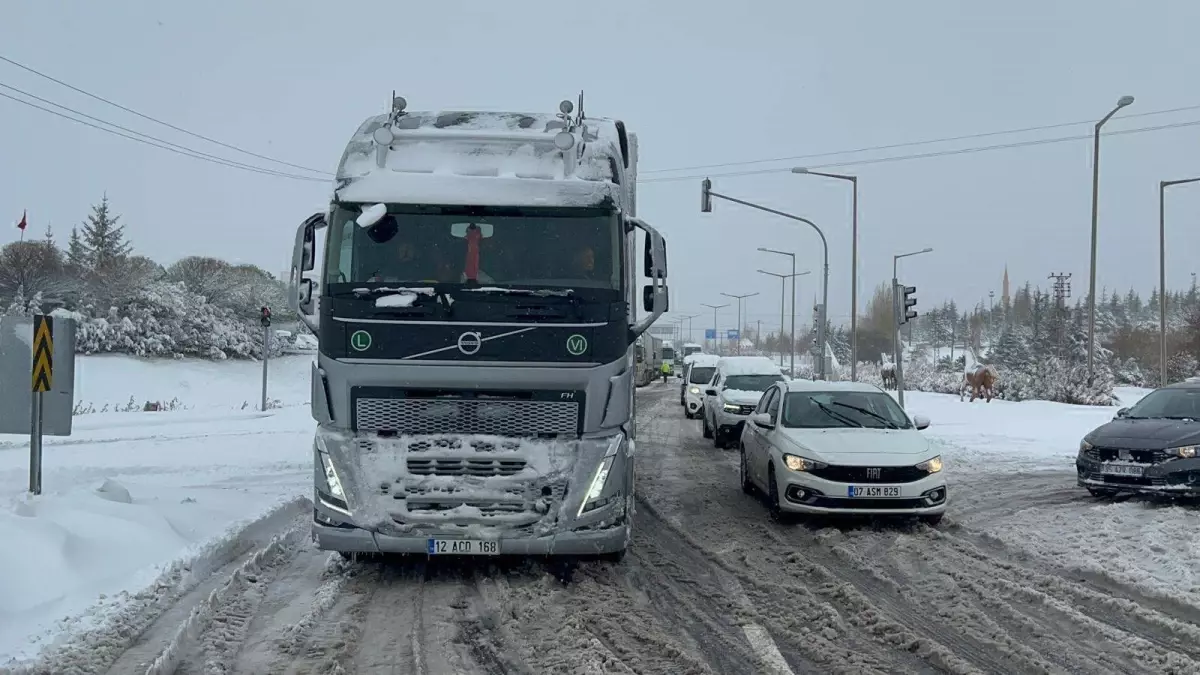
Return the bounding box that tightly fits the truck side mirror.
[643,284,669,312]
[290,212,327,332]
[642,230,667,279]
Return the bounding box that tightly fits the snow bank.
[0,355,315,666]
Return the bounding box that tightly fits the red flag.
[17,210,27,231]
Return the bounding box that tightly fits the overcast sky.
[3,1,1198,335]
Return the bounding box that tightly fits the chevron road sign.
[32,314,53,392]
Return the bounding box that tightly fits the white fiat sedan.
[738,379,946,525]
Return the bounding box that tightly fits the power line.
[640,103,1200,175]
[0,90,328,182]
[637,118,1200,184]
[0,53,329,176]
[0,82,328,181]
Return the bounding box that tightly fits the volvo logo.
[866,467,881,479]
[457,331,483,355]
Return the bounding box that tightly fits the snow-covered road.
[9,370,1200,673]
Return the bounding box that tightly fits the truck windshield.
[324,204,621,292]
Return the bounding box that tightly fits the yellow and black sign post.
[29,314,53,495]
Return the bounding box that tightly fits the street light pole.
[1086,95,1135,386]
[699,180,831,378]
[702,303,728,353]
[679,313,701,346]
[892,247,934,409]
[721,292,759,355]
[792,167,859,380]
[758,248,799,376]
[758,268,811,370]
[1158,176,1200,386]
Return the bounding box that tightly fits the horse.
[960,364,999,402]
[881,364,897,390]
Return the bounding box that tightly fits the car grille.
[732,404,756,415]
[1079,471,1167,487]
[353,388,581,437]
[1084,447,1169,464]
[809,465,928,484]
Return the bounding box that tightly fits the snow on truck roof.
[334,108,633,209]
[715,356,783,375]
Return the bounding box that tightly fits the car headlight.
[783,454,827,472]
[689,387,700,394]
[1171,445,1198,459]
[917,456,943,474]
[1080,439,1093,452]
[723,403,741,412]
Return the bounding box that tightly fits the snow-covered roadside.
[902,385,1152,474]
[896,386,1200,609]
[0,355,315,667]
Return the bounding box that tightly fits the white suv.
[701,357,786,449]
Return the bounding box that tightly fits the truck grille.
[353,389,581,436]
[407,457,527,477]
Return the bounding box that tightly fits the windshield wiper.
[814,401,863,428]
[831,402,900,429]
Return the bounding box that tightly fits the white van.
[680,354,720,418]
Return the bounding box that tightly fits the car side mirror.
[1115,407,1130,419]
[912,414,931,430]
[751,412,774,429]
[705,388,718,396]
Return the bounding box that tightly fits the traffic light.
[899,286,917,324]
[260,306,272,327]
[701,178,713,212]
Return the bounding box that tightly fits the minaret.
[1002,265,1010,306]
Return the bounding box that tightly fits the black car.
[1076,379,1200,498]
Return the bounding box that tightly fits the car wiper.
[831,402,899,429]
[814,401,863,428]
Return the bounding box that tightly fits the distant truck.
[635,334,663,386]
[661,340,676,376]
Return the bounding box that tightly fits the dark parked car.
[1076,379,1200,498]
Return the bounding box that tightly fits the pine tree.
[67,227,87,269]
[80,195,132,273]
[43,222,54,247]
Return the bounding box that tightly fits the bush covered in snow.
[2,197,296,360]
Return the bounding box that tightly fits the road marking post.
[30,314,53,495]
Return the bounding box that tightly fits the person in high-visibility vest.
[660,360,670,383]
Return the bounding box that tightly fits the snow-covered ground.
[0,354,316,666]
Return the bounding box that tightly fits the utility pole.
[1048,273,1072,357]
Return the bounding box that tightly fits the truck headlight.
[1171,445,1198,459]
[577,434,624,517]
[317,446,347,502]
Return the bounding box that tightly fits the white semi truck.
[289,95,668,561]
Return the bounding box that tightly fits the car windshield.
[1126,388,1200,419]
[323,204,620,292]
[723,374,784,392]
[782,391,912,429]
[689,366,716,384]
